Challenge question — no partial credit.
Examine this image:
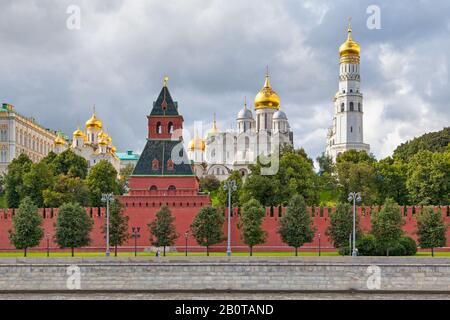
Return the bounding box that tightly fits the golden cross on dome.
[163,76,169,87]
[347,17,353,38]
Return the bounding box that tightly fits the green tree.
[86,160,119,207]
[416,206,447,256]
[199,175,221,193]
[118,163,135,195]
[240,199,266,256]
[217,171,243,207]
[102,202,129,256]
[43,174,90,207]
[55,202,93,256]
[4,154,32,208]
[148,205,178,256]
[336,151,378,204]
[21,162,54,207]
[393,127,450,161]
[278,194,316,256]
[190,206,224,256]
[406,150,450,205]
[326,203,361,254]
[52,149,88,178]
[9,197,44,257]
[371,198,404,256]
[375,157,408,205]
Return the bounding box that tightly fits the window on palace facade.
[149,185,157,191]
[168,122,174,134]
[152,159,159,171]
[168,185,176,191]
[358,103,361,112]
[350,102,354,111]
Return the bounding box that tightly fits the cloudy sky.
[0,0,449,164]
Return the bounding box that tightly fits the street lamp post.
[131,227,141,257]
[184,231,189,257]
[46,233,50,257]
[348,192,362,257]
[223,180,237,257]
[101,193,115,257]
[318,233,321,257]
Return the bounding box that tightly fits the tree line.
[200,128,449,208]
[8,193,447,257]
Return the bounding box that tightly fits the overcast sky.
[0,0,449,164]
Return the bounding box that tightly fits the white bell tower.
[326,19,370,161]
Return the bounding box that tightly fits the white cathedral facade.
[326,22,370,160]
[188,72,293,181]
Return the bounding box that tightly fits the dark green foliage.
[86,160,119,207]
[278,195,316,256]
[356,234,416,256]
[371,198,404,256]
[399,236,418,256]
[55,202,93,256]
[102,201,129,256]
[416,206,447,256]
[199,175,221,193]
[393,127,450,161]
[148,205,178,256]
[190,206,224,256]
[355,234,377,256]
[51,149,88,178]
[43,174,90,207]
[21,162,54,207]
[406,150,450,205]
[5,154,32,208]
[374,157,409,205]
[9,197,44,256]
[327,203,361,253]
[240,199,266,256]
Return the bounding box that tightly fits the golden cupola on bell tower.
[339,18,361,64]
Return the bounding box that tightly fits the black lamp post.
[131,227,141,257]
[184,231,189,257]
[46,233,50,257]
[318,233,321,257]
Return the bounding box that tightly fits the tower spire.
[347,17,352,40]
[163,76,169,87]
[264,66,271,88]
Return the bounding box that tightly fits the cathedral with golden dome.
[53,110,120,171]
[188,70,293,181]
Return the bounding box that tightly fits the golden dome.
[188,136,206,152]
[339,20,360,57]
[111,146,117,153]
[73,127,84,137]
[254,72,280,110]
[98,131,108,139]
[85,112,103,129]
[208,113,219,136]
[98,136,108,146]
[54,133,66,146]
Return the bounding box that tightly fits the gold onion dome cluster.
[73,127,85,137]
[85,112,103,129]
[54,133,66,145]
[188,135,206,152]
[254,74,280,110]
[339,23,360,57]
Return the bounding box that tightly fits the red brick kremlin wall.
[0,205,449,252]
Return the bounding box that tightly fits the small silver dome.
[273,110,287,120]
[237,108,253,120]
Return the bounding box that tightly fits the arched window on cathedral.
[350,102,354,111]
[341,103,345,112]
[156,122,162,134]
[168,122,174,134]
